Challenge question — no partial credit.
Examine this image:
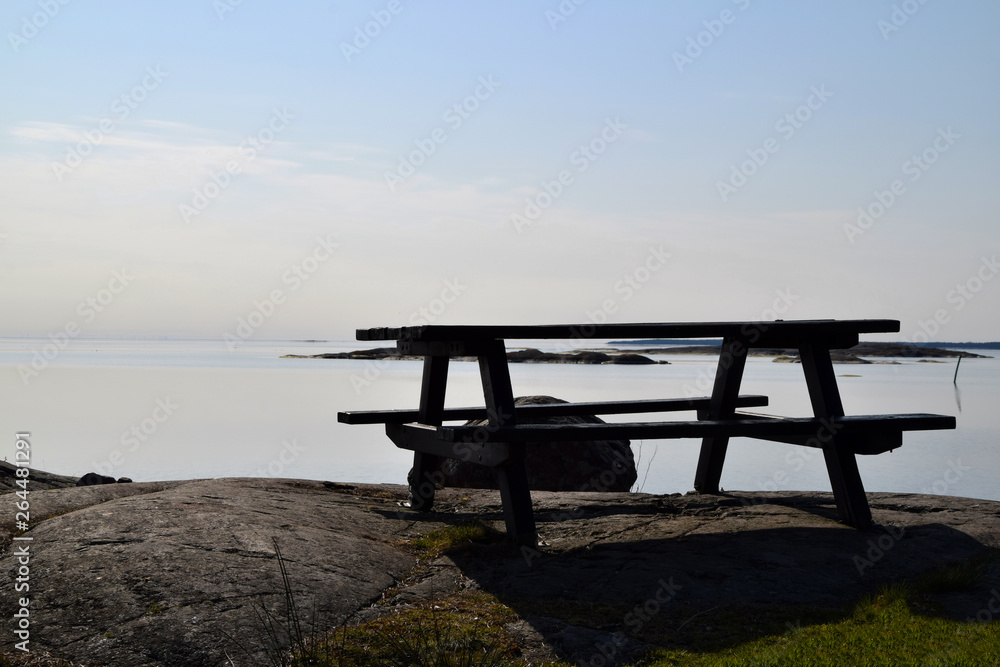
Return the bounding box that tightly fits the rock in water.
[427,395,637,492]
[76,472,118,486]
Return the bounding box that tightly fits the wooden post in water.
[953,354,963,384]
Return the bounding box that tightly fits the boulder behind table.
[411,395,638,492]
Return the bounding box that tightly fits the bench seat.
[429,413,956,455]
[338,395,769,425]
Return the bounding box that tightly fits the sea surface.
[1,337,996,502]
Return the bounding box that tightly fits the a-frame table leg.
[478,339,537,547]
[799,342,873,528]
[408,353,450,511]
[694,335,750,493]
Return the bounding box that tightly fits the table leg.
[799,343,872,528]
[408,354,450,511]
[478,339,537,547]
[695,335,750,493]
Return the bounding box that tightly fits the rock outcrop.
[428,395,638,492]
[75,472,119,486]
[1,479,998,667]
[0,479,416,666]
[0,461,78,491]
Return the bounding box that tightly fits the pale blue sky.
[2,1,998,342]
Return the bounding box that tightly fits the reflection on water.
[0,338,996,502]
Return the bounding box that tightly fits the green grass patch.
[409,519,509,557]
[146,601,168,616]
[510,597,844,655]
[911,549,998,595]
[500,564,1000,666]
[312,594,546,667]
[643,585,1000,666]
[276,592,571,667]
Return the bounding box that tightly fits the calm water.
[1,338,996,502]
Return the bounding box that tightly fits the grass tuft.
[911,551,997,595]
[315,595,529,667]
[409,519,508,557]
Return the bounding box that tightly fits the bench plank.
[435,414,956,450]
[338,395,769,425]
[731,411,902,454]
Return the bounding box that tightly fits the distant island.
[282,347,666,364]
[282,342,989,365]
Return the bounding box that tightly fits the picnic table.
[337,320,956,546]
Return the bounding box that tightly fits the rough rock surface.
[0,479,416,666]
[1,476,998,666]
[432,395,638,492]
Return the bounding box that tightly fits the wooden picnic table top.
[357,319,900,350]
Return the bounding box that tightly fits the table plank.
[357,319,899,343]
